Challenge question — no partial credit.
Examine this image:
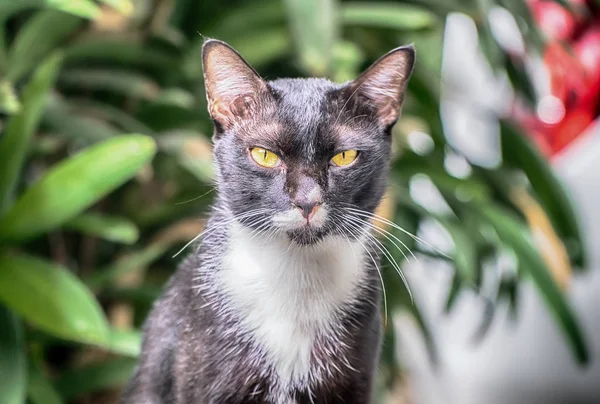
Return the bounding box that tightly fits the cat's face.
[203,40,414,245]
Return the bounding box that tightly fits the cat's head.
[202,39,414,245]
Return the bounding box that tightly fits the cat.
[121,38,415,404]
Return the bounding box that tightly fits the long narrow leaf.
[0,305,27,404]
[341,3,436,30]
[0,252,109,344]
[479,204,589,364]
[437,217,478,285]
[0,1,100,20]
[43,94,120,142]
[59,69,160,100]
[0,53,63,214]
[65,213,139,244]
[0,135,156,242]
[67,98,154,134]
[27,361,64,404]
[500,121,586,267]
[65,38,179,74]
[208,0,285,39]
[282,0,338,76]
[6,11,81,81]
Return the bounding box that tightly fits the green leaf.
[6,11,81,82]
[0,53,63,214]
[157,131,215,183]
[0,0,100,21]
[444,273,462,313]
[59,69,160,100]
[406,0,471,15]
[499,277,520,321]
[208,0,285,40]
[65,213,139,244]
[282,0,338,76]
[86,243,168,289]
[331,40,364,83]
[98,0,134,15]
[27,361,64,404]
[43,94,120,143]
[500,121,586,267]
[437,217,478,285]
[0,135,156,242]
[341,2,436,30]
[227,27,292,69]
[478,204,589,364]
[65,37,179,74]
[103,328,142,357]
[136,103,201,132]
[0,305,27,404]
[0,252,109,344]
[66,99,154,134]
[504,56,537,105]
[471,297,496,344]
[54,357,137,399]
[46,0,99,18]
[379,319,400,388]
[0,80,21,114]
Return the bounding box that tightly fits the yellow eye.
[331,150,358,167]
[250,147,280,168]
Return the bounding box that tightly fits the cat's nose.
[292,200,320,220]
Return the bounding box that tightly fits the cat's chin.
[286,227,328,246]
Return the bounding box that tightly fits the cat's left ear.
[345,45,415,128]
[202,39,270,129]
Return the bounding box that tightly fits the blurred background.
[0,0,599,403]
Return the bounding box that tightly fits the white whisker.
[344,216,413,304]
[172,208,271,258]
[333,216,389,327]
[342,204,451,259]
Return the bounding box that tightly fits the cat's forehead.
[268,78,336,136]
[242,78,368,153]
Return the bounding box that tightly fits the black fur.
[121,39,414,404]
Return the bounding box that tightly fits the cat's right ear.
[202,39,269,130]
[343,45,415,128]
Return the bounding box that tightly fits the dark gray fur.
[121,40,414,404]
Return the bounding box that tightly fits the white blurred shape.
[409,174,451,215]
[444,150,472,179]
[537,95,565,124]
[439,13,507,168]
[488,7,525,55]
[408,130,435,156]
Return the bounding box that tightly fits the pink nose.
[293,201,320,220]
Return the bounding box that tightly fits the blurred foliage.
[0,0,591,402]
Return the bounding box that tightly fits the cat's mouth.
[270,205,329,245]
[286,227,327,245]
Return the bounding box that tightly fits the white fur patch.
[272,204,328,230]
[218,222,366,388]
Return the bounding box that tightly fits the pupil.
[342,152,346,159]
[263,150,267,159]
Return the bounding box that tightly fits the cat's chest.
[217,225,366,387]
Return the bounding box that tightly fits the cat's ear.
[202,39,269,128]
[346,45,415,127]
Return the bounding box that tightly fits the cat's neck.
[214,221,368,386]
